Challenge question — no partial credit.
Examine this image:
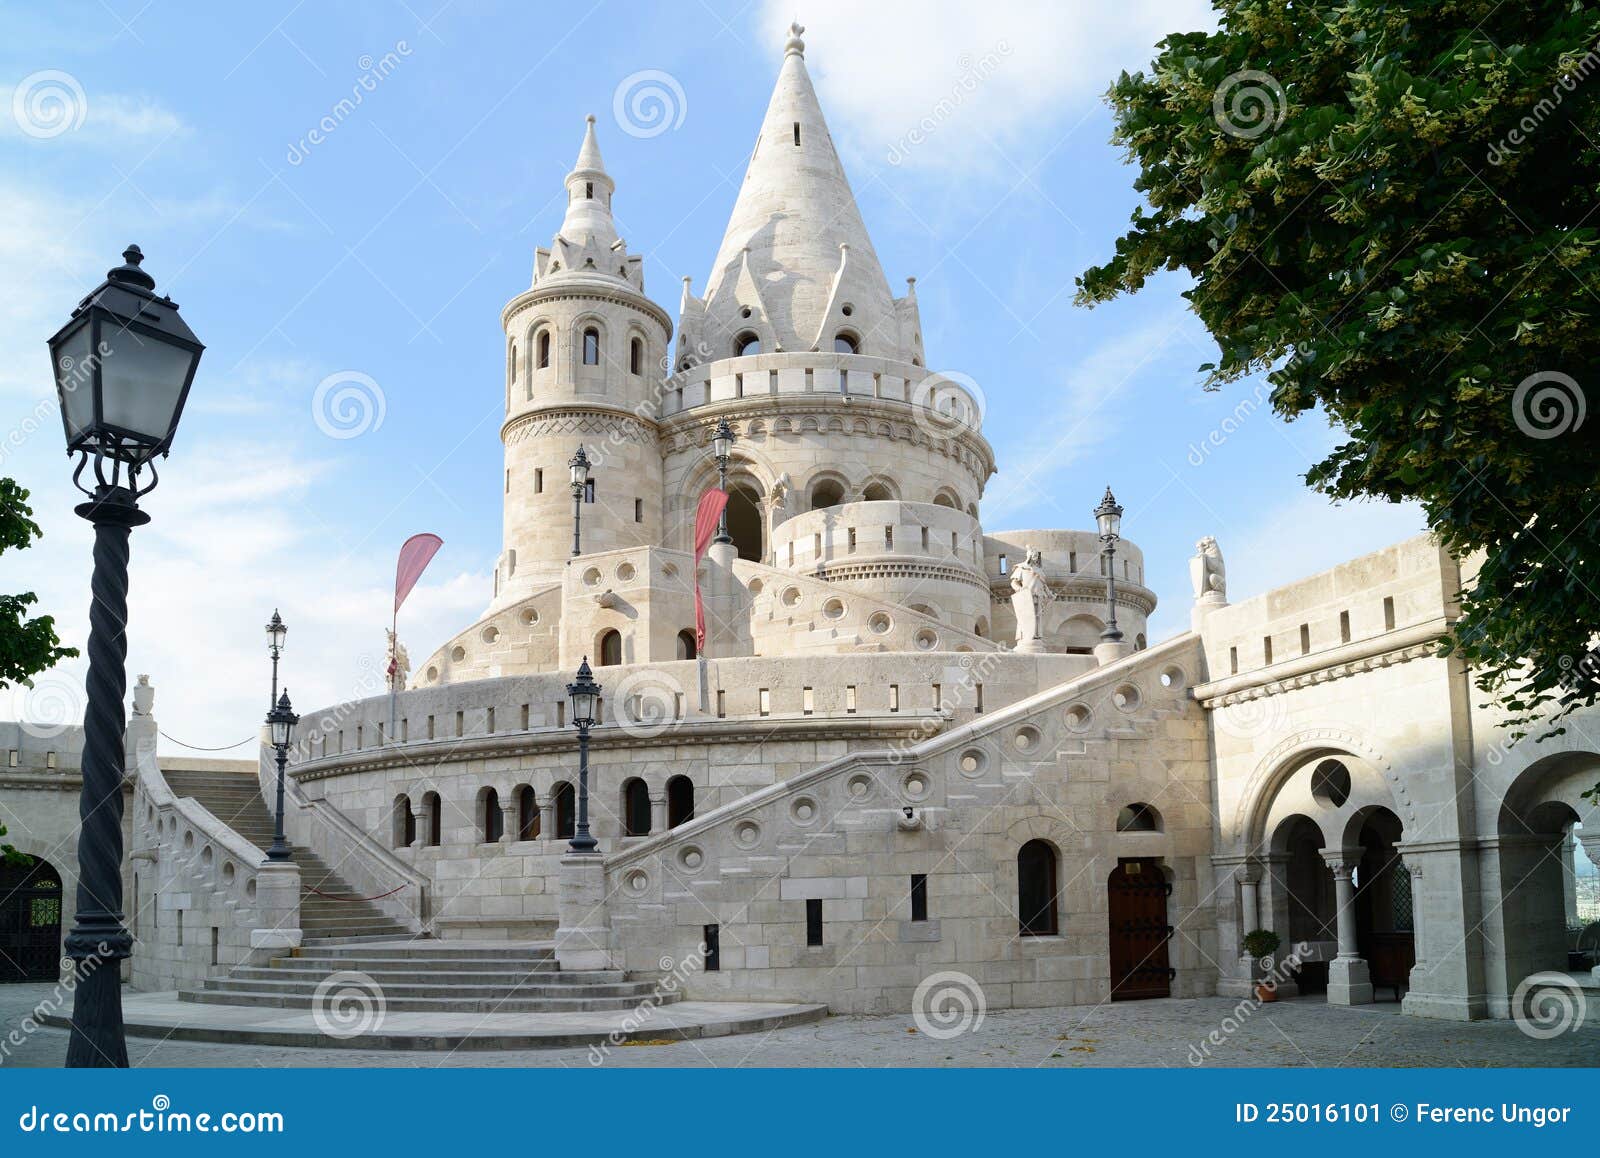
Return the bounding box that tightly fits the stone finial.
[132,674,155,716]
[785,22,805,56]
[1191,535,1227,605]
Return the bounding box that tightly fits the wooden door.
[1107,858,1172,1000]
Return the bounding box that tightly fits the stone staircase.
[162,767,410,943]
[182,942,681,1014]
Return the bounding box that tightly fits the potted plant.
[1242,929,1283,1002]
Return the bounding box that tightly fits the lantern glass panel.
[98,326,195,445]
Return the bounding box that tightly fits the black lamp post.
[569,444,590,558]
[566,658,601,853]
[1095,486,1124,644]
[711,417,734,546]
[47,244,204,1068]
[265,609,286,706]
[265,689,299,861]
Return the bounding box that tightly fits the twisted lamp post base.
[64,485,146,1068]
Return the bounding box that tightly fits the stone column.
[554,853,612,970]
[1323,851,1373,1005]
[247,861,303,965]
[539,800,555,841]
[498,792,516,844]
[649,792,667,836]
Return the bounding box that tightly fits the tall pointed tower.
[661,25,995,634]
[494,116,673,610]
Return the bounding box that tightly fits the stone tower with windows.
[494,115,672,609]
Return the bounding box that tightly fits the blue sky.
[0,1,1424,753]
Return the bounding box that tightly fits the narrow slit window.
[888,684,899,713]
[802,687,814,715]
[1383,596,1396,630]
[910,874,928,922]
[534,468,543,493]
[793,121,801,146]
[759,688,771,717]
[805,898,822,945]
[1340,610,1351,643]
[845,685,856,713]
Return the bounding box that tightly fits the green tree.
[1,476,78,862]
[1077,0,1600,748]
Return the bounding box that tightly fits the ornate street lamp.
[568,444,590,558]
[47,244,204,1069]
[265,608,286,705]
[711,417,734,545]
[566,658,601,853]
[265,689,299,862]
[1095,486,1124,644]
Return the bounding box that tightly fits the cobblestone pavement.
[2,985,1596,1068]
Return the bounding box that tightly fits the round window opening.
[1311,759,1352,807]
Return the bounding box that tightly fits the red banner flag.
[692,488,729,652]
[394,533,444,615]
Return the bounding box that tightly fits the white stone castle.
[3,26,1597,1044]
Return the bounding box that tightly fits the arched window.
[509,342,518,382]
[734,332,761,357]
[1018,839,1059,936]
[621,777,651,836]
[861,481,893,502]
[630,337,644,375]
[833,332,858,354]
[482,787,503,843]
[582,327,600,365]
[932,491,957,509]
[667,775,694,828]
[517,785,539,841]
[552,782,575,839]
[1117,802,1161,832]
[421,792,442,846]
[536,329,551,369]
[393,795,415,848]
[810,479,845,510]
[598,629,622,666]
[676,629,697,660]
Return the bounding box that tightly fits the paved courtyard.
[2,984,1596,1068]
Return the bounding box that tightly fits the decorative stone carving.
[385,630,410,694]
[1191,536,1227,604]
[1010,547,1052,652]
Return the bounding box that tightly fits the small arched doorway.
[598,629,623,667]
[676,629,697,660]
[726,483,765,562]
[1351,806,1413,1000]
[1107,858,1172,1000]
[0,855,63,982]
[1017,839,1058,936]
[667,775,694,828]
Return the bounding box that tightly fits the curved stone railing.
[125,684,300,992]
[417,582,563,685]
[258,739,429,933]
[736,557,1002,656]
[603,632,1202,882]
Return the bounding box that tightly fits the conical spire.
[698,23,898,357]
[535,115,643,289]
[556,114,619,255]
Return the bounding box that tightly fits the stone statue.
[385,629,411,693]
[1191,536,1227,604]
[1010,547,1052,651]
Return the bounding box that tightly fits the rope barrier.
[303,883,410,902]
[158,730,255,752]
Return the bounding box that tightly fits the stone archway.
[0,855,63,982]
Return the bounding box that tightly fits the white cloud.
[762,0,1215,173]
[1,435,487,758]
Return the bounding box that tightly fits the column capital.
[1320,847,1361,876]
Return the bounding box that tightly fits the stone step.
[179,989,676,1014]
[75,992,829,1051]
[288,946,556,962]
[203,977,660,999]
[259,966,614,985]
